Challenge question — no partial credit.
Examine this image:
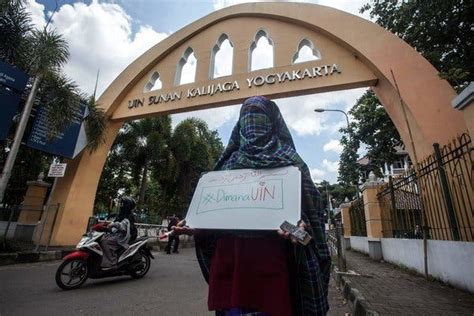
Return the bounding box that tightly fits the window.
[211,34,233,78]
[175,47,197,85]
[250,30,274,71]
[143,71,162,92]
[292,39,321,64]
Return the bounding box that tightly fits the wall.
[381,238,424,272]
[349,236,369,254]
[380,238,474,293]
[428,240,474,293]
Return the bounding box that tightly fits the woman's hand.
[277,221,307,244]
[171,219,196,236]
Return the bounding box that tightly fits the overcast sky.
[29,0,372,184]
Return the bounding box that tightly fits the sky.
[29,0,372,184]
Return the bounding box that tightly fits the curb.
[0,250,73,266]
[333,266,380,316]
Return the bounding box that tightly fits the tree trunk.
[138,159,148,210]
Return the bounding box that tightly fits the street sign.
[0,86,22,140]
[26,102,89,159]
[0,62,29,140]
[0,60,29,92]
[185,166,301,230]
[48,163,67,177]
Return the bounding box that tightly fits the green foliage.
[30,28,69,75]
[0,146,49,205]
[84,96,107,152]
[0,1,107,203]
[338,0,473,187]
[360,0,473,90]
[338,91,401,185]
[164,118,224,215]
[0,0,32,70]
[94,116,224,220]
[316,180,356,211]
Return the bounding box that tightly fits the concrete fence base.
[348,236,474,293]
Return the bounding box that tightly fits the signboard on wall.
[0,61,29,140]
[185,166,301,230]
[0,86,22,140]
[48,163,67,177]
[26,103,89,159]
[0,61,29,91]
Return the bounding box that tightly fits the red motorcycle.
[55,226,154,290]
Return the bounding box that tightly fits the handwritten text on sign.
[186,166,301,230]
[197,179,283,213]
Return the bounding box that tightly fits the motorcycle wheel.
[55,259,88,290]
[130,251,151,279]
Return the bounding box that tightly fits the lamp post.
[314,108,360,197]
[314,108,350,129]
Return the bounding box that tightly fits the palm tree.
[0,25,70,201]
[165,118,224,214]
[116,117,172,209]
[0,0,32,69]
[0,1,107,202]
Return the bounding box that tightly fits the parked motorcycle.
[55,230,154,290]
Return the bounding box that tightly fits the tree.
[164,118,224,216]
[315,180,356,222]
[338,90,401,186]
[360,0,473,90]
[338,0,472,186]
[0,1,107,203]
[115,117,172,209]
[0,26,70,202]
[95,116,225,220]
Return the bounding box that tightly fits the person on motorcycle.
[100,196,137,270]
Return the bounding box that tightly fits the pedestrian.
[175,96,330,315]
[414,224,423,239]
[165,214,180,254]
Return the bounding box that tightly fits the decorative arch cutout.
[210,33,234,79]
[293,38,321,64]
[143,71,162,92]
[175,47,197,85]
[249,29,274,71]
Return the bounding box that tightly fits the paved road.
[0,248,349,315]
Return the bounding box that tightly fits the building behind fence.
[340,133,473,292]
[378,133,473,241]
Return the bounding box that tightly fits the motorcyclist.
[99,196,137,270]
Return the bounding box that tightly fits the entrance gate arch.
[40,3,466,246]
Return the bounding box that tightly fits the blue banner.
[26,103,89,159]
[0,86,22,140]
[0,61,29,140]
[0,61,29,92]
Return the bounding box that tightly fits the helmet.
[120,196,136,213]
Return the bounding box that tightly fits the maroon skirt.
[208,235,292,316]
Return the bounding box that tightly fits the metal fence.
[327,222,346,271]
[349,197,367,236]
[378,133,473,241]
[0,204,60,251]
[135,223,166,237]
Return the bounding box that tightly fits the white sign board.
[48,163,67,177]
[185,166,301,230]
